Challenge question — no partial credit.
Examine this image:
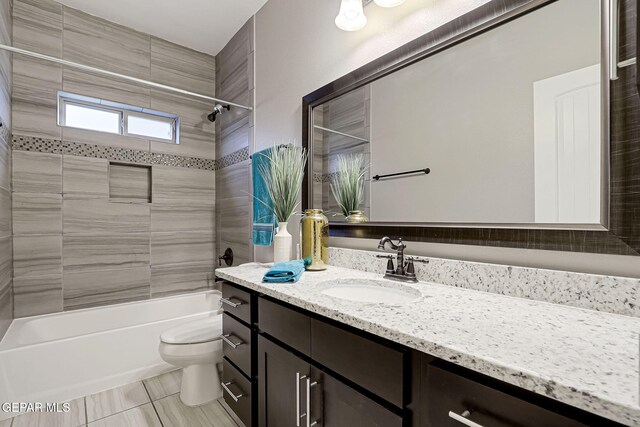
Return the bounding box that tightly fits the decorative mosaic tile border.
[0,118,10,145]
[328,247,640,317]
[151,152,215,170]
[314,172,338,183]
[216,146,249,170]
[12,135,216,171]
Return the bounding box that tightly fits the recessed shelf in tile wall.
[108,162,152,204]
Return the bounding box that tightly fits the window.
[58,92,179,144]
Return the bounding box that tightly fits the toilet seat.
[160,316,222,345]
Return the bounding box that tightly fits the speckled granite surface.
[216,263,640,426]
[329,247,640,317]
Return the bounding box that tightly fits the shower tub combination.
[0,290,221,422]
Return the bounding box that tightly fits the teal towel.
[252,149,276,246]
[263,260,306,283]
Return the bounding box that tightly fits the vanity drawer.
[311,318,405,408]
[222,358,252,427]
[222,313,252,376]
[221,282,252,325]
[258,297,311,356]
[424,365,587,427]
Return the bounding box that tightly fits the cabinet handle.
[221,334,243,349]
[306,377,320,427]
[221,381,245,402]
[448,410,484,427]
[296,372,308,427]
[220,297,243,308]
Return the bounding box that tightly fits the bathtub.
[0,290,221,421]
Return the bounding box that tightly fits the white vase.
[273,221,293,263]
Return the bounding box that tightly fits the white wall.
[253,0,640,277]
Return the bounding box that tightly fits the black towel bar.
[372,168,430,181]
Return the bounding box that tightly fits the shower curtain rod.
[314,125,369,142]
[0,44,253,111]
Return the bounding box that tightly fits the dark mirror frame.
[302,0,640,256]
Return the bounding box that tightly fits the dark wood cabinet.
[310,318,405,408]
[222,358,252,427]
[221,282,257,427]
[221,283,252,324]
[257,335,310,427]
[311,366,403,427]
[257,334,403,427]
[258,297,311,356]
[222,312,252,376]
[222,280,625,427]
[421,364,587,427]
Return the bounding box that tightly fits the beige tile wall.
[0,0,12,339]
[11,0,217,316]
[216,18,254,266]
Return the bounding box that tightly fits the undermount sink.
[318,279,422,305]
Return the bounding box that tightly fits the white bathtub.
[0,291,221,421]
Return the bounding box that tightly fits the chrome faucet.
[377,237,428,283]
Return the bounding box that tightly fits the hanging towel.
[252,149,276,246]
[263,260,306,283]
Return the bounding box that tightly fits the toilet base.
[180,363,222,406]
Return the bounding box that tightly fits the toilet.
[158,315,223,406]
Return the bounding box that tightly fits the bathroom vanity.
[214,0,640,424]
[215,264,638,427]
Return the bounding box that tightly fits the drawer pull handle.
[220,297,244,308]
[221,334,243,349]
[221,381,245,402]
[306,377,320,427]
[449,410,484,427]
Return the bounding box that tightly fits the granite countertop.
[216,263,640,426]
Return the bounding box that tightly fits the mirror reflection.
[311,0,603,225]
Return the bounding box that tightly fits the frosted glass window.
[64,103,121,134]
[127,115,173,140]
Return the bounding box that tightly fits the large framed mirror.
[303,0,640,255]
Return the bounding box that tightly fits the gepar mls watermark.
[2,402,71,413]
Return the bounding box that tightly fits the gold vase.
[346,210,369,223]
[300,209,329,271]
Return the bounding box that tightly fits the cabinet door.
[309,366,403,427]
[258,335,310,427]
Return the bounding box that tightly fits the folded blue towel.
[252,149,277,246]
[263,260,306,283]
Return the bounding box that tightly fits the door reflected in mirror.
[311,0,605,225]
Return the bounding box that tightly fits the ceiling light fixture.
[373,0,406,7]
[335,0,368,31]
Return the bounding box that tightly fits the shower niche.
[108,162,152,204]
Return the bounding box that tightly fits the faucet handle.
[385,258,395,274]
[377,254,395,274]
[405,258,417,280]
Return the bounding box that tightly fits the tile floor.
[3,370,239,427]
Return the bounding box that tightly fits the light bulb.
[335,0,367,31]
[373,0,406,7]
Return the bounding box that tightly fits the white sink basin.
[318,279,422,305]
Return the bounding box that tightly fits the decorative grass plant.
[258,144,308,223]
[330,153,367,217]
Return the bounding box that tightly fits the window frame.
[58,92,180,144]
[123,110,176,141]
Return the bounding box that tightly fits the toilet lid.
[160,316,222,345]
